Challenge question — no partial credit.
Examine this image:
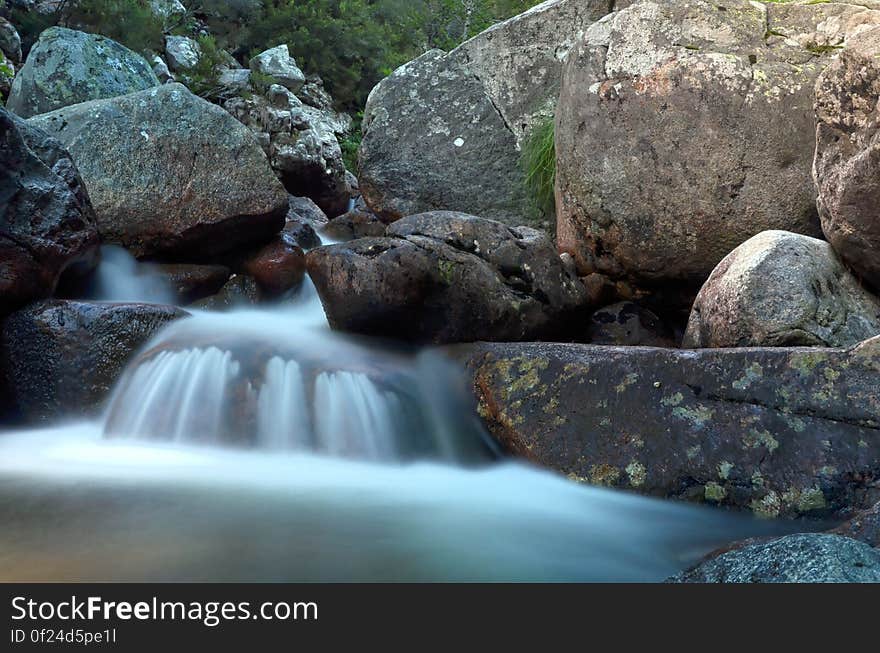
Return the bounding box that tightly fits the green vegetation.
[340,112,364,172]
[182,35,232,100]
[520,113,556,217]
[9,0,546,112]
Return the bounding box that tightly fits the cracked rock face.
[6,27,159,118]
[358,0,612,228]
[306,211,589,344]
[671,534,880,583]
[684,231,880,348]
[555,0,880,285]
[459,337,880,518]
[814,26,880,291]
[29,84,289,259]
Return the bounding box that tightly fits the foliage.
[182,35,231,100]
[340,111,364,172]
[63,0,165,53]
[520,113,556,217]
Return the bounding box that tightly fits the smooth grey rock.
[684,231,880,348]
[249,44,305,92]
[671,534,880,583]
[6,27,159,118]
[29,84,289,259]
[164,35,201,72]
[0,17,22,64]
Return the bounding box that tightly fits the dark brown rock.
[323,209,387,241]
[191,275,262,311]
[587,302,676,347]
[307,212,589,344]
[236,236,306,296]
[153,263,231,305]
[832,501,880,548]
[458,338,880,518]
[0,108,99,315]
[0,300,188,422]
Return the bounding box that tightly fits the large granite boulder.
[164,35,201,72]
[0,300,188,421]
[684,231,880,348]
[814,26,880,291]
[555,0,880,284]
[249,44,305,92]
[6,27,159,118]
[29,84,289,259]
[459,337,880,518]
[224,82,351,217]
[0,107,99,314]
[307,211,588,344]
[671,534,880,583]
[358,0,612,228]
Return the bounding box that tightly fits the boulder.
[191,275,261,311]
[224,82,351,217]
[152,264,231,305]
[150,0,186,20]
[459,337,880,518]
[151,55,174,83]
[671,534,880,583]
[323,209,387,241]
[307,211,589,344]
[833,501,880,548]
[684,231,880,348]
[29,84,289,259]
[588,302,676,347]
[0,108,99,314]
[249,44,305,92]
[0,300,188,421]
[234,236,306,296]
[814,27,880,290]
[287,195,329,227]
[358,0,611,228]
[6,27,159,118]
[164,35,201,72]
[555,0,880,284]
[0,17,21,64]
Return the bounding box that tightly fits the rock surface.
[0,17,21,64]
[0,300,188,421]
[164,35,201,72]
[307,211,588,344]
[224,82,351,217]
[30,83,289,259]
[249,44,305,92]
[814,26,880,291]
[234,236,306,296]
[588,301,676,347]
[459,338,880,518]
[6,27,159,118]
[833,501,880,548]
[323,209,387,241]
[684,231,880,348]
[0,108,99,314]
[555,0,880,284]
[152,264,231,305]
[358,0,611,227]
[671,534,880,583]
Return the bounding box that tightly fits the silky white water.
[0,249,789,581]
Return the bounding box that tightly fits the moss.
[704,482,727,503]
[626,461,647,488]
[743,429,780,454]
[733,362,764,390]
[751,491,782,519]
[718,461,734,480]
[661,392,684,407]
[590,464,621,487]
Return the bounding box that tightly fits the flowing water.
[0,243,790,582]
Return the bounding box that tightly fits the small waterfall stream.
[0,243,788,582]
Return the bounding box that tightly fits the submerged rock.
[29,84,289,259]
[814,27,880,291]
[684,231,880,348]
[307,212,588,344]
[0,300,188,421]
[0,108,99,314]
[555,0,880,283]
[358,0,611,227]
[671,534,880,583]
[459,338,880,518]
[6,27,159,118]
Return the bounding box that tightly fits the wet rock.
[191,275,261,311]
[833,501,880,548]
[152,264,231,305]
[684,231,880,348]
[671,534,880,583]
[588,302,676,347]
[814,27,880,291]
[249,44,305,92]
[359,0,611,227]
[323,209,386,241]
[555,0,880,283]
[30,84,289,259]
[307,211,589,344]
[0,300,188,421]
[0,108,99,314]
[282,220,321,250]
[459,337,880,518]
[6,27,159,118]
[234,236,306,296]
[287,195,329,227]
